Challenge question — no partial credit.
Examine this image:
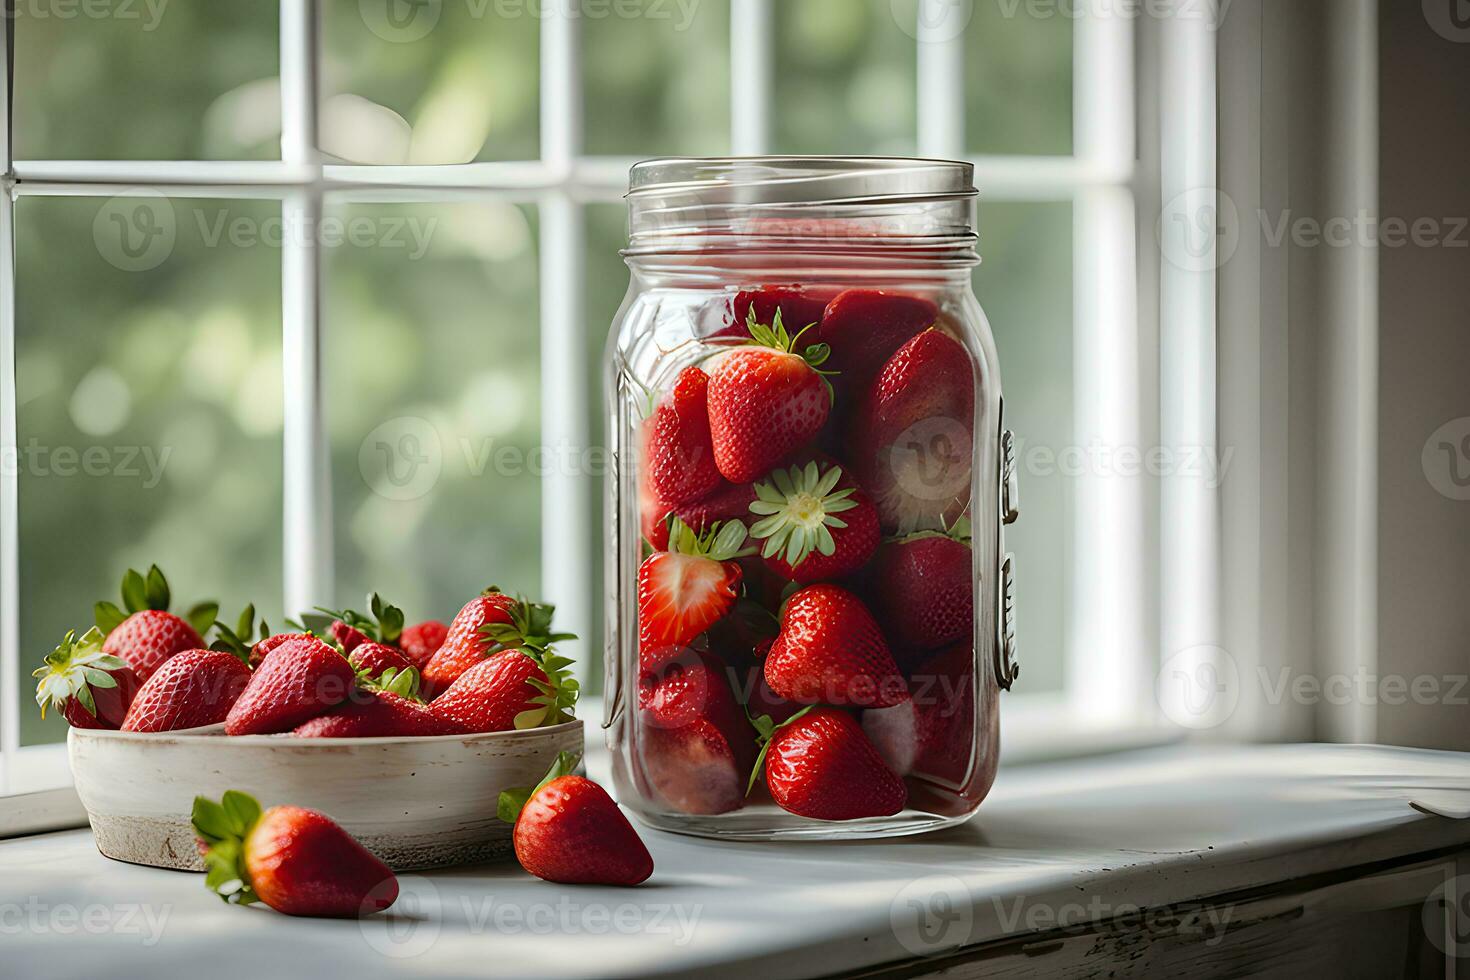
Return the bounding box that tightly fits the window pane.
[963,4,1073,156]
[323,200,541,627]
[773,0,917,156]
[12,2,280,160]
[322,4,538,164]
[15,196,285,745]
[583,0,731,157]
[975,200,1073,695]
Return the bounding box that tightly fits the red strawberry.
[742,656,805,727]
[851,328,975,534]
[224,634,356,735]
[428,649,577,733]
[193,791,397,917]
[756,708,907,821]
[95,566,215,682]
[348,641,415,680]
[250,632,305,670]
[815,289,937,386]
[871,524,974,655]
[705,308,833,484]
[294,691,465,738]
[421,590,569,699]
[121,649,252,732]
[712,285,839,341]
[399,620,448,669]
[641,365,722,508]
[643,479,759,552]
[33,627,140,730]
[314,593,406,654]
[748,460,879,583]
[329,620,370,653]
[862,643,975,782]
[498,752,653,886]
[638,650,755,815]
[638,519,750,673]
[764,584,908,708]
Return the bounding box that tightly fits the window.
[0,0,1206,801]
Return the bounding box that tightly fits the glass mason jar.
[603,157,1019,840]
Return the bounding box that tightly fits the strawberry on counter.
[192,790,397,917]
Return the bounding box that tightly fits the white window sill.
[2,743,1468,976]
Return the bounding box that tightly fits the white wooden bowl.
[68,720,584,872]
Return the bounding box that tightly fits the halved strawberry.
[638,649,755,815]
[428,648,577,733]
[705,307,834,484]
[224,634,356,735]
[399,620,448,669]
[121,648,252,732]
[33,627,139,730]
[421,590,572,699]
[641,365,722,508]
[850,328,975,534]
[764,584,908,708]
[193,791,398,917]
[871,520,974,656]
[294,690,464,738]
[498,752,654,886]
[749,460,880,583]
[751,708,908,821]
[816,289,937,387]
[638,519,751,673]
[862,643,975,783]
[94,565,217,682]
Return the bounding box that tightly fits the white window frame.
[0,0,1212,814]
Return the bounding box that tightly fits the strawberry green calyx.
[94,565,217,637]
[515,650,580,730]
[192,790,266,906]
[32,627,128,720]
[666,517,755,562]
[475,588,578,658]
[496,750,581,824]
[357,665,423,702]
[744,306,839,403]
[209,604,269,666]
[749,462,861,568]
[886,513,973,547]
[745,707,816,795]
[311,592,405,646]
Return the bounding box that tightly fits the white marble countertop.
[3,742,1469,979]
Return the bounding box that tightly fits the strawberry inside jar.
[609,157,1014,839]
